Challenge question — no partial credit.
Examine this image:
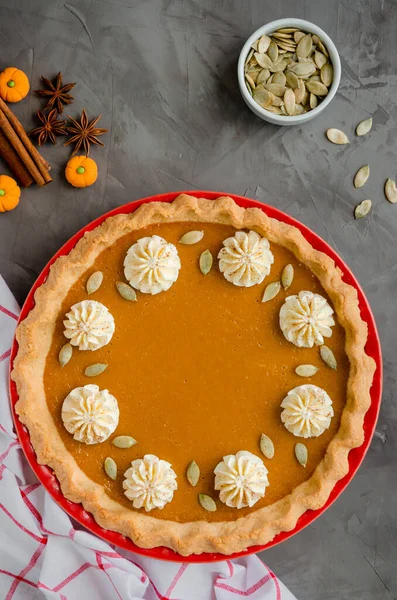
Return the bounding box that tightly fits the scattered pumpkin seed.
[84,363,108,377]
[179,230,204,245]
[384,178,397,203]
[326,128,349,145]
[260,433,275,459]
[281,264,294,289]
[104,457,117,480]
[111,435,137,448]
[262,281,281,302]
[58,343,72,367]
[353,165,370,188]
[354,199,372,219]
[198,493,217,512]
[320,345,337,369]
[116,281,137,301]
[295,443,308,467]
[295,364,319,377]
[356,117,373,136]
[86,271,103,295]
[187,461,200,486]
[199,249,213,275]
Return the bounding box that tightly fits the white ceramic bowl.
[237,18,341,125]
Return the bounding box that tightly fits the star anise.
[64,109,108,156]
[35,72,76,115]
[29,109,68,145]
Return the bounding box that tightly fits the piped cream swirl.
[279,291,335,347]
[214,450,269,508]
[63,300,115,351]
[281,384,334,438]
[124,235,181,295]
[123,454,177,511]
[61,384,119,445]
[218,231,274,287]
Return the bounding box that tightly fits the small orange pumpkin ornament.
[65,156,98,188]
[0,175,21,212]
[0,67,30,102]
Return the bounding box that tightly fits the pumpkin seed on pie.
[12,194,375,556]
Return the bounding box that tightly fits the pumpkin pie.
[11,194,376,556]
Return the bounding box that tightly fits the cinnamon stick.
[0,98,51,184]
[0,130,33,187]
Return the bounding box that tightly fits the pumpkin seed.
[245,73,256,89]
[385,178,397,203]
[290,62,316,78]
[272,31,293,40]
[295,443,308,467]
[257,68,270,84]
[86,271,103,295]
[198,493,217,512]
[354,199,372,219]
[284,88,295,115]
[309,93,318,109]
[245,81,253,96]
[187,461,200,486]
[260,433,275,459]
[111,435,137,449]
[296,33,312,58]
[285,71,299,89]
[356,117,373,136]
[245,48,255,64]
[58,343,72,367]
[277,27,299,33]
[104,457,117,480]
[354,165,370,188]
[305,80,328,96]
[262,281,281,302]
[254,52,273,69]
[179,230,204,245]
[258,34,271,53]
[199,249,213,275]
[253,87,273,108]
[320,345,337,369]
[321,63,333,87]
[312,34,320,45]
[270,60,287,73]
[116,281,137,301]
[268,40,278,62]
[281,264,294,289]
[272,71,286,86]
[275,40,296,53]
[84,363,108,377]
[317,40,329,56]
[314,51,327,69]
[294,31,306,43]
[294,104,306,115]
[294,79,306,104]
[264,83,286,97]
[272,95,283,107]
[326,128,349,145]
[295,364,319,377]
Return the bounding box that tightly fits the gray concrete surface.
[0,0,396,598]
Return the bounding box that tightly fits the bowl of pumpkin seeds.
[238,18,341,124]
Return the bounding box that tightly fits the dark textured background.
[0,1,396,598]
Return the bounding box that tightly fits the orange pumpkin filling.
[44,221,349,523]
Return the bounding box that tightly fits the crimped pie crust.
[12,194,376,556]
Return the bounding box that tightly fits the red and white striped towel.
[0,275,296,600]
